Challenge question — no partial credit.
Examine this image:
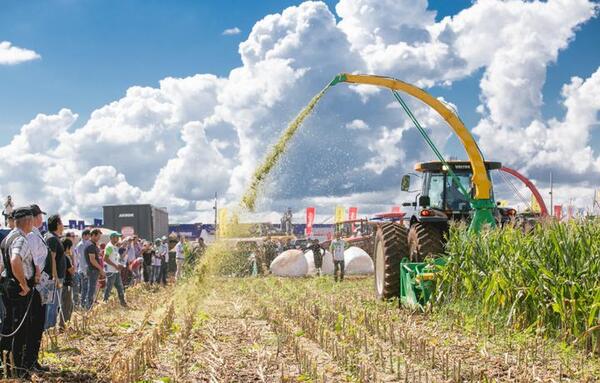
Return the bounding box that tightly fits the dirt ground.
[13,275,598,383]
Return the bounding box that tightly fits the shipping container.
[103,204,169,242]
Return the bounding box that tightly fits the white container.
[270,249,308,277]
[344,246,374,275]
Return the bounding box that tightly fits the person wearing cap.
[103,232,127,306]
[25,205,51,372]
[84,229,105,310]
[0,207,36,378]
[74,229,91,308]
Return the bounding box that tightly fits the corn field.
[439,220,600,352]
[31,222,600,382]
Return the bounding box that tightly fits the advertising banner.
[531,195,541,213]
[335,206,345,224]
[94,218,103,227]
[218,207,228,237]
[77,220,85,230]
[305,207,315,237]
[348,207,357,232]
[554,205,562,220]
[121,226,135,237]
[68,220,77,229]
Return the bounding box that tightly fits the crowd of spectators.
[0,202,205,379]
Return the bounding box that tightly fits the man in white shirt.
[174,236,186,280]
[329,232,347,282]
[103,232,127,306]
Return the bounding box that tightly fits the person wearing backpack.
[25,205,50,373]
[0,207,36,378]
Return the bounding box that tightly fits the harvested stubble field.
[33,273,598,383]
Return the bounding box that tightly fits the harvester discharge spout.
[329,72,496,233]
[329,72,501,309]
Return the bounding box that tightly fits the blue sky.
[0,0,599,221]
[2,0,598,151]
[1,0,510,144]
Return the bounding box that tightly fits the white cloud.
[1,0,599,224]
[477,67,600,179]
[345,119,368,130]
[222,27,242,36]
[363,126,405,174]
[0,41,41,65]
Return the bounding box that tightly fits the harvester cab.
[400,160,502,262]
[374,160,504,307]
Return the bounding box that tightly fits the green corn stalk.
[437,219,600,347]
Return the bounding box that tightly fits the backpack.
[0,230,35,301]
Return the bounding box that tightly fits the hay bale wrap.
[270,249,308,277]
[304,250,334,275]
[344,246,374,275]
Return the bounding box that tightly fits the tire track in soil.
[161,281,339,383]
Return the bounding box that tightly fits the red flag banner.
[554,205,562,220]
[391,206,401,213]
[306,207,315,237]
[348,207,358,232]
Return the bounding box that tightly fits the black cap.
[13,207,33,219]
[30,204,46,216]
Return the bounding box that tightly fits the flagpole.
[213,192,218,240]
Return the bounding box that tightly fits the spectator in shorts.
[308,239,326,276]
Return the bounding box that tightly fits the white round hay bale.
[344,246,374,275]
[304,250,334,275]
[270,249,308,277]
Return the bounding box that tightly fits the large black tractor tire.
[408,223,446,262]
[374,222,408,300]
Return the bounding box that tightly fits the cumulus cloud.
[222,27,242,36]
[1,0,599,224]
[0,41,41,65]
[477,67,600,180]
[345,119,368,130]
